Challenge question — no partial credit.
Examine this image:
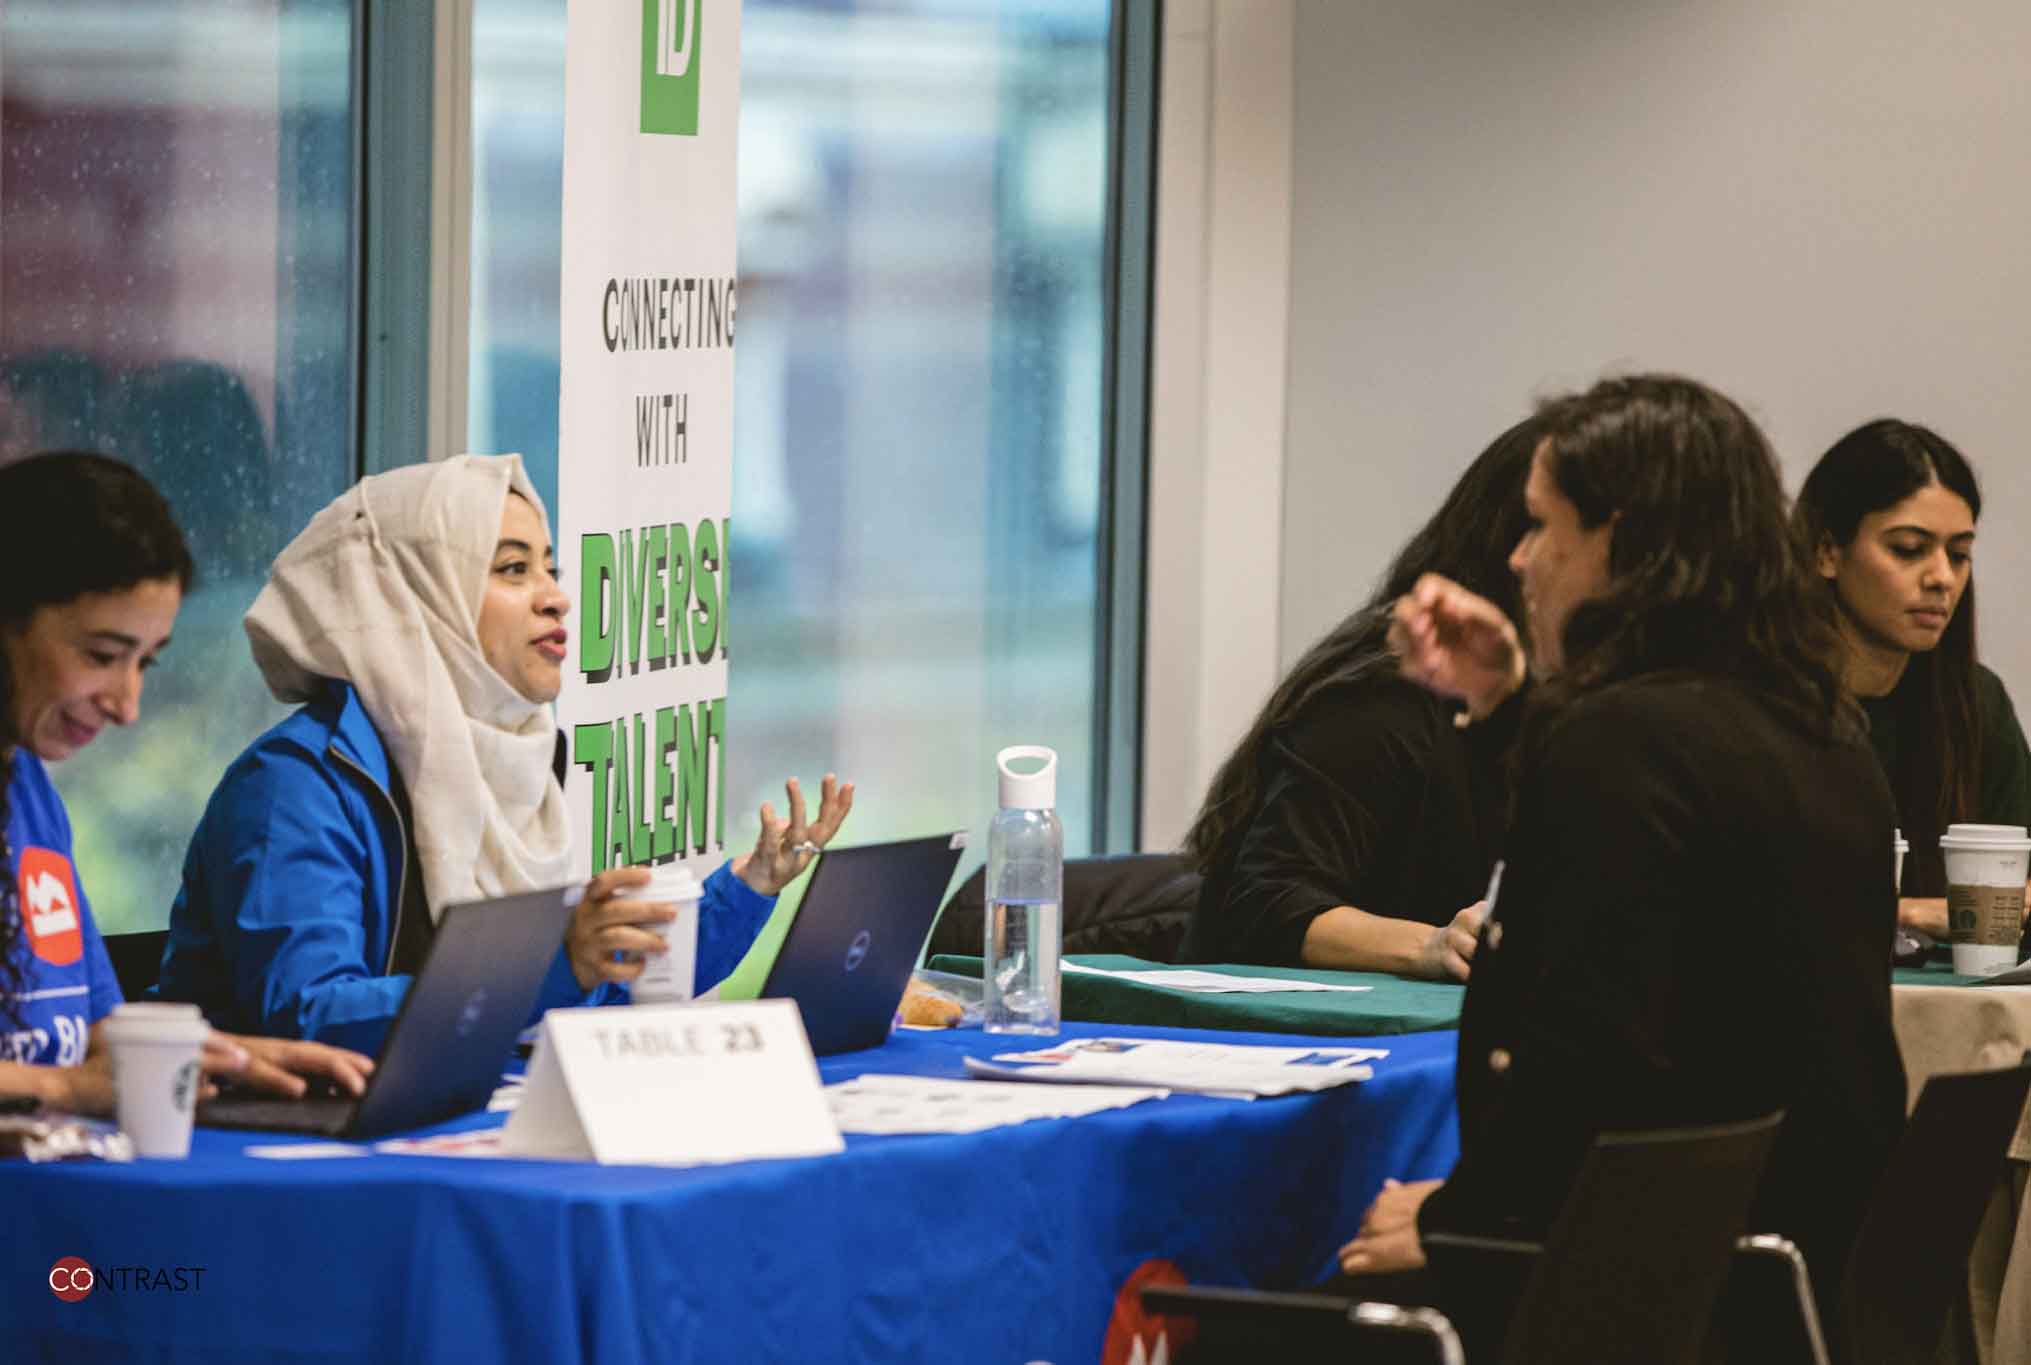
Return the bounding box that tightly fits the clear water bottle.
[984,745,1063,1035]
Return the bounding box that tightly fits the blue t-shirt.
[4,751,122,1065]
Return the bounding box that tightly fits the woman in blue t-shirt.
[0,452,371,1113]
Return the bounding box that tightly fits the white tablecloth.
[1891,983,2031,1365]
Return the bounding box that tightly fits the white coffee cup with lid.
[1938,823,2031,977]
[100,1001,211,1157]
[630,864,702,1005]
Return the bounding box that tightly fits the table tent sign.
[502,1000,844,1165]
[556,0,741,887]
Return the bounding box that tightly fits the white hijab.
[244,454,571,920]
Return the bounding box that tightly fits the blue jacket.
[157,680,771,1053]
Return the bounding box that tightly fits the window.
[468,0,1138,938]
[1,0,357,932]
[4,0,1148,939]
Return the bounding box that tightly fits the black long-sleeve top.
[1183,672,1512,965]
[1418,671,1907,1321]
[1862,662,2031,896]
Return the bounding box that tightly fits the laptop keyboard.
[196,1095,357,1137]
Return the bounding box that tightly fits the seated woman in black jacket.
[1180,416,1540,978]
[1353,375,1906,1357]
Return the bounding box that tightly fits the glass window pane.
[469,0,1115,899]
[1,0,356,933]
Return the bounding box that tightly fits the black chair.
[1144,1110,1785,1364]
[924,852,1200,963]
[1719,1058,2031,1365]
[1716,1235,1832,1365]
[103,929,169,1000]
[1142,1285,1464,1365]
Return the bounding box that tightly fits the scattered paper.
[1061,963,1373,995]
[375,1131,507,1158]
[242,1142,369,1159]
[964,1037,1388,1098]
[827,1073,1167,1135]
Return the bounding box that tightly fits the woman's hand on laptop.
[736,774,856,897]
[26,1048,116,1116]
[567,866,676,991]
[201,1033,376,1101]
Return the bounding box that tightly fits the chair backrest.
[925,853,1199,962]
[1496,1110,1785,1365]
[1838,1059,2031,1365]
[1139,1285,1462,1365]
[103,929,169,1000]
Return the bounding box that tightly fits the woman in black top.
[1795,420,2031,932]
[1352,376,1906,1357]
[1181,416,1540,977]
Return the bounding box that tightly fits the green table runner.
[1894,961,1987,988]
[926,953,1466,1037]
[924,954,1982,1039]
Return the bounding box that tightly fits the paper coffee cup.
[630,864,702,1005]
[100,1002,210,1158]
[1939,823,2031,977]
[1893,829,1909,895]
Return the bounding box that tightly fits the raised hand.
[737,774,856,896]
[1388,572,1527,719]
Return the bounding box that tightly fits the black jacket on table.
[1183,672,1511,965]
[1417,671,1907,1315]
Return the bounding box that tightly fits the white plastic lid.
[997,745,1058,810]
[101,1004,210,1045]
[110,1002,202,1019]
[1941,823,2031,849]
[640,863,703,903]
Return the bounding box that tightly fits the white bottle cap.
[997,745,1058,810]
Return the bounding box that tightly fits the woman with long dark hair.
[1795,419,2031,932]
[0,452,369,1111]
[1346,376,1905,1355]
[1179,416,1540,976]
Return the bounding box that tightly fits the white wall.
[1279,0,2031,694]
[1140,0,1294,851]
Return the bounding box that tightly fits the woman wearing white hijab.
[156,456,851,1051]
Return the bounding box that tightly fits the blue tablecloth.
[5,1020,1460,1364]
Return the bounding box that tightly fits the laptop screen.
[759,834,963,1055]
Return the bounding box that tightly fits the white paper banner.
[557,0,740,881]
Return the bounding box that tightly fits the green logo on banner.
[641,0,703,137]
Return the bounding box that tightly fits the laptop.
[759,833,965,1056]
[197,885,579,1139]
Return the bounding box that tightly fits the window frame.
[357,0,469,475]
